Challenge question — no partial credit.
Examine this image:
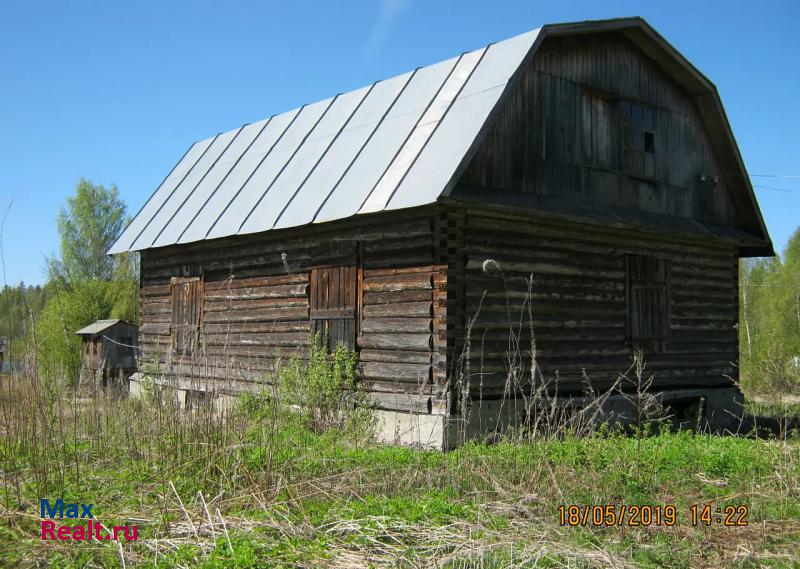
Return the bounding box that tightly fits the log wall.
[447,207,739,400]
[138,209,443,414]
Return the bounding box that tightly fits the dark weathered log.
[362,272,433,293]
[141,284,172,298]
[203,332,309,347]
[364,265,438,277]
[140,322,170,335]
[365,392,431,413]
[359,349,432,364]
[363,302,432,318]
[361,361,431,382]
[205,283,308,301]
[363,290,432,305]
[203,306,309,323]
[361,317,432,334]
[357,333,433,352]
[142,304,172,315]
[203,321,311,334]
[140,295,171,306]
[466,259,625,280]
[204,274,309,291]
[204,297,307,312]
[166,363,269,383]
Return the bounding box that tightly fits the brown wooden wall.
[460,32,741,229]
[446,206,739,400]
[138,209,445,414]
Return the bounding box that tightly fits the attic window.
[644,130,655,154]
[620,101,656,178]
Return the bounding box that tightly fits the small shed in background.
[76,320,139,387]
[0,336,7,372]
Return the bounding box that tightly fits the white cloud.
[364,0,412,60]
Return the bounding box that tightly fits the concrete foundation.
[129,374,238,414]
[129,374,746,449]
[376,387,746,450]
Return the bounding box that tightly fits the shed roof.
[109,17,772,256]
[75,319,137,337]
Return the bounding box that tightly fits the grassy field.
[0,372,798,568]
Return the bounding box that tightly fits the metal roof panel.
[359,48,485,214]
[107,137,214,253]
[239,85,372,235]
[205,98,334,240]
[273,72,413,230]
[153,119,268,247]
[75,319,129,336]
[388,29,540,210]
[131,128,242,250]
[179,109,301,244]
[313,56,457,223]
[110,30,541,253]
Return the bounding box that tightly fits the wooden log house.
[111,18,773,448]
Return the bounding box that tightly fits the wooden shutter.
[310,265,358,351]
[171,277,203,355]
[620,101,656,179]
[626,255,670,353]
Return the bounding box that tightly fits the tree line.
[1,179,138,380]
[739,228,800,394]
[1,178,798,395]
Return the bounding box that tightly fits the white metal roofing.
[108,28,541,254]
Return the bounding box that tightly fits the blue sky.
[1,0,798,285]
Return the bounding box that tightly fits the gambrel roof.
[109,17,772,256]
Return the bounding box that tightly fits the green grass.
[1,378,798,568]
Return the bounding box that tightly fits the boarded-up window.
[310,264,358,352]
[620,101,655,179]
[581,91,616,169]
[626,255,670,353]
[171,277,203,355]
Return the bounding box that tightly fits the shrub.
[34,280,116,382]
[278,333,374,437]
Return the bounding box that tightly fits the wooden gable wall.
[443,205,740,401]
[460,32,742,230]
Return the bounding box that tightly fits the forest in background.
[0,179,138,381]
[0,179,798,395]
[739,229,800,395]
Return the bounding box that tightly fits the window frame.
[625,254,670,353]
[308,241,360,352]
[619,100,656,179]
[170,276,204,356]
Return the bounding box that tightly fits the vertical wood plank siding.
[138,210,441,413]
[460,32,740,229]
